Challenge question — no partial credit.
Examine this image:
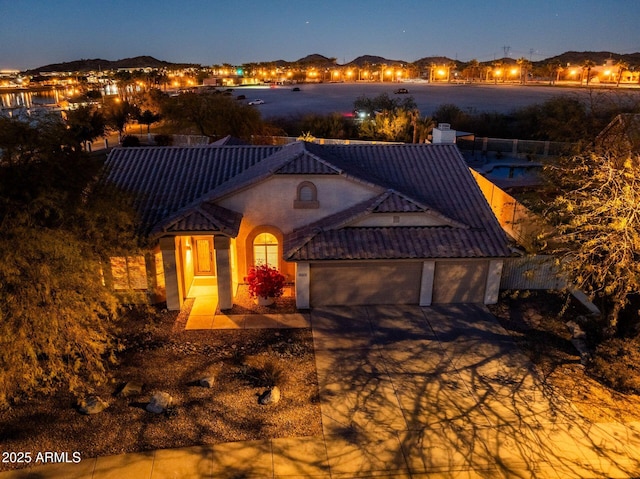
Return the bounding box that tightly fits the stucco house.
[104,141,511,310]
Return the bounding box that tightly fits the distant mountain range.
[25,56,199,74]
[26,51,640,74]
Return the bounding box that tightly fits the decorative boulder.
[258,386,281,405]
[146,391,174,414]
[119,381,143,398]
[199,375,216,388]
[566,320,591,364]
[78,396,109,415]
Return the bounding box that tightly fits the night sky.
[1,0,638,70]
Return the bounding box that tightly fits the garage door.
[432,260,488,303]
[310,262,422,306]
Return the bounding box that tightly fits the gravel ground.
[0,296,321,472]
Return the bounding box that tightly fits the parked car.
[394,88,409,94]
[248,99,264,105]
[236,94,246,100]
[292,87,301,92]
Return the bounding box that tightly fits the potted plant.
[245,264,286,306]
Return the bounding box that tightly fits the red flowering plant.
[245,263,286,299]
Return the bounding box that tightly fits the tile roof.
[284,190,506,260]
[302,143,491,229]
[284,189,469,258]
[105,145,282,234]
[150,200,242,238]
[273,149,341,175]
[104,142,511,259]
[285,226,506,260]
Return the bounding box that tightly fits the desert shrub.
[154,134,173,146]
[589,337,640,394]
[121,135,140,147]
[259,359,286,387]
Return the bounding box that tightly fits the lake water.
[0,89,64,110]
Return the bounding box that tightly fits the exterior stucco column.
[214,236,234,310]
[484,259,504,304]
[159,236,183,311]
[295,262,310,309]
[419,261,436,306]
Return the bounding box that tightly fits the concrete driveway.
[311,304,640,478]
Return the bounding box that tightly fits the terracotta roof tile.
[105,142,511,259]
[286,227,506,261]
[274,150,341,175]
[105,145,281,234]
[150,201,242,238]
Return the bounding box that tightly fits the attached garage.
[310,261,423,306]
[432,260,489,303]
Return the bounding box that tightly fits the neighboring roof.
[209,135,249,146]
[104,142,511,259]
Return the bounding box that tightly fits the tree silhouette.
[0,115,140,406]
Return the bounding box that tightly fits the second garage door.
[432,260,488,303]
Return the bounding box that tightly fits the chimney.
[432,123,456,144]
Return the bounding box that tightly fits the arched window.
[253,232,278,267]
[299,184,314,201]
[294,181,319,209]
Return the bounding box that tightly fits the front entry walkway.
[184,277,219,329]
[184,279,309,330]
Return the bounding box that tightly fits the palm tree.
[468,59,480,82]
[616,60,629,87]
[484,65,493,82]
[545,61,562,85]
[582,60,595,86]
[516,57,532,84]
[446,61,458,82]
[492,61,504,84]
[429,62,437,83]
[410,110,435,143]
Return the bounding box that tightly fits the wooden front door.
[194,237,215,276]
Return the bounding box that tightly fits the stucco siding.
[218,175,381,234]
